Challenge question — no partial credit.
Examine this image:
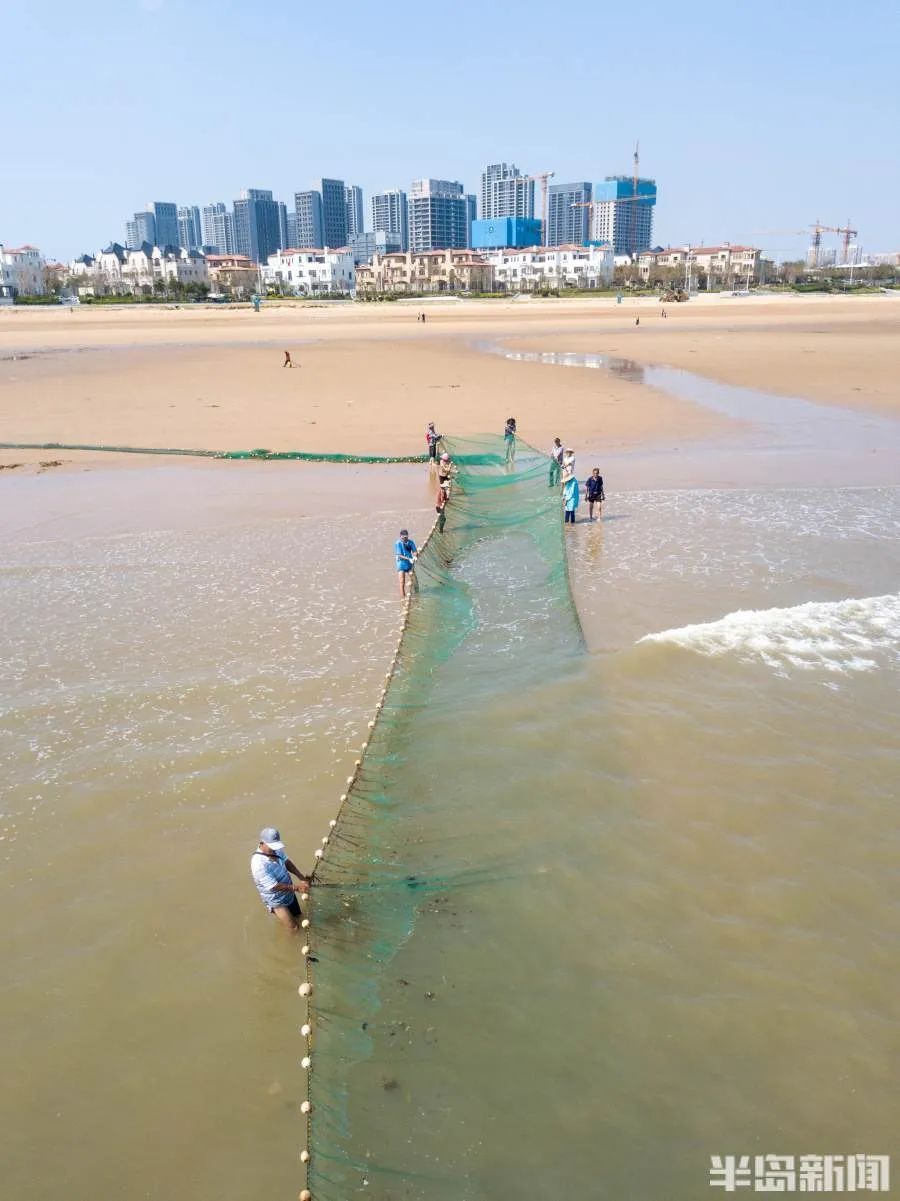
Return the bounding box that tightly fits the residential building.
[95,243,129,291]
[126,210,156,249]
[150,202,179,248]
[345,185,364,240]
[295,191,323,249]
[264,248,356,295]
[319,178,348,247]
[201,203,235,254]
[178,205,202,250]
[591,177,657,255]
[635,244,760,285]
[121,245,209,292]
[286,212,298,249]
[348,230,403,265]
[355,248,492,294]
[233,188,284,263]
[465,194,477,247]
[0,244,45,295]
[546,182,591,247]
[471,217,543,249]
[371,188,409,251]
[205,253,259,297]
[487,243,614,291]
[408,179,469,252]
[480,163,534,220]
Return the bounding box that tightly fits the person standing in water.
[396,528,418,597]
[549,437,564,487]
[585,468,605,520]
[250,827,310,931]
[426,422,442,461]
[563,471,580,524]
[504,416,517,462]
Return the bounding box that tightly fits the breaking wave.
[637,593,900,676]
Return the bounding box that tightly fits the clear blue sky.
[4,0,898,262]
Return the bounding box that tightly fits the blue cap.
[259,827,285,850]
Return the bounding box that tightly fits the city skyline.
[4,0,899,262]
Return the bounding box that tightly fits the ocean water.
[1,461,899,1198]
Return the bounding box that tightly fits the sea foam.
[637,593,900,676]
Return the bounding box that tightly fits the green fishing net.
[303,435,585,1199]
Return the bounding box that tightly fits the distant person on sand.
[283,350,294,368]
[426,422,442,461]
[585,468,605,520]
[549,437,564,486]
[635,317,640,326]
[250,827,310,931]
[396,528,418,597]
[504,416,517,462]
[563,470,580,524]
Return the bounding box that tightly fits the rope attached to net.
[0,440,427,464]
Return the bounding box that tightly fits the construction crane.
[809,220,858,266]
[522,171,555,246]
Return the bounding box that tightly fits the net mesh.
[0,441,427,464]
[302,434,585,1199]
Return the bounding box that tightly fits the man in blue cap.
[250,827,310,930]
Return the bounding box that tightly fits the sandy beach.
[1,294,898,471]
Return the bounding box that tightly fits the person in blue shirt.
[250,827,310,931]
[585,468,605,520]
[396,529,418,597]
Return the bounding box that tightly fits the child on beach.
[395,529,418,597]
[585,469,605,520]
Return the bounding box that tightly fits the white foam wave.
[638,594,900,676]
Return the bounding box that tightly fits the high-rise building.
[480,163,534,220]
[345,185,364,240]
[277,201,288,253]
[546,182,592,246]
[408,180,469,252]
[294,191,324,248]
[349,230,403,265]
[371,189,409,252]
[150,202,179,249]
[471,216,543,249]
[125,210,156,249]
[286,212,297,249]
[201,202,234,254]
[319,179,347,247]
[590,177,657,255]
[177,205,202,250]
[465,194,477,248]
[233,189,284,263]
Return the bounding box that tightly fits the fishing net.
[0,441,426,464]
[301,434,585,1200]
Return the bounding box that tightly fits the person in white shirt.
[250,827,310,931]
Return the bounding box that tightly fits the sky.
[3,0,899,263]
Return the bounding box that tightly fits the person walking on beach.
[426,422,442,461]
[396,528,418,597]
[563,471,580,524]
[549,437,564,487]
[250,827,310,931]
[283,350,294,368]
[585,468,605,520]
[504,416,517,462]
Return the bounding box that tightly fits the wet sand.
[1,295,898,466]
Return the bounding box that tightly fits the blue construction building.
[471,216,543,250]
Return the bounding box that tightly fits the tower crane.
[809,220,858,266]
[522,171,555,246]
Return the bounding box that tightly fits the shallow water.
[2,466,899,1195]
